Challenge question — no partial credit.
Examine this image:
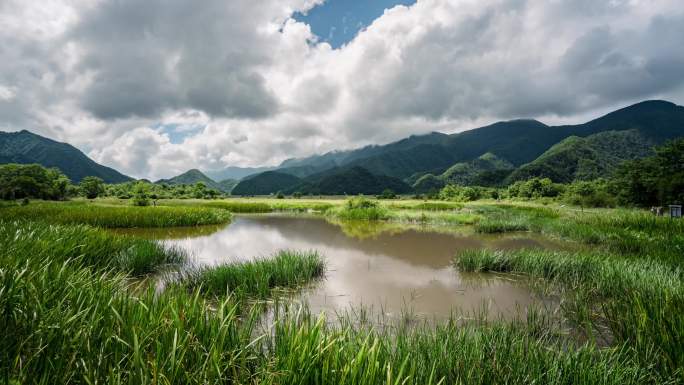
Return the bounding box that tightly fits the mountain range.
[1,100,683,194]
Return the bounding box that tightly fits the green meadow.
[1,198,682,383]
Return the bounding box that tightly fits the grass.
[456,248,684,379]
[0,224,657,384]
[0,220,184,275]
[0,201,232,228]
[181,250,325,298]
[3,197,684,383]
[159,198,337,213]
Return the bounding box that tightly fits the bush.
[563,179,616,208]
[507,177,564,199]
[439,185,483,202]
[132,182,151,206]
[376,189,396,199]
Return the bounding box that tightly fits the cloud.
[0,0,683,180]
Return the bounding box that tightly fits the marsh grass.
[162,199,336,213]
[181,250,325,299]
[387,201,465,211]
[0,202,232,228]
[0,220,184,275]
[456,248,684,379]
[328,197,392,220]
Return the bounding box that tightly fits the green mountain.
[155,169,230,192]
[217,179,239,194]
[507,130,654,183]
[0,130,132,183]
[204,166,275,181]
[413,153,514,192]
[270,100,684,181]
[288,166,413,195]
[231,171,302,196]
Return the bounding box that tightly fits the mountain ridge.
[0,130,132,183]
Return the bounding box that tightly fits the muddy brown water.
[116,215,567,320]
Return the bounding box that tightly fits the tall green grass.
[264,309,653,385]
[0,202,232,228]
[181,251,325,298]
[456,248,684,379]
[0,220,184,275]
[0,218,667,384]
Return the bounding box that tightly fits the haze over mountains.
[1,100,683,194]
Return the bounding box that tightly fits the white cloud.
[1,0,683,179]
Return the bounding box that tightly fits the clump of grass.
[0,220,184,275]
[455,248,684,378]
[328,197,391,220]
[264,308,653,385]
[182,251,325,298]
[475,218,529,233]
[0,202,232,228]
[392,210,481,225]
[388,201,465,211]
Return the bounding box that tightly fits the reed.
[455,248,684,379]
[181,250,325,298]
[0,220,184,275]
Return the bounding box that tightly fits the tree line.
[1,138,681,208]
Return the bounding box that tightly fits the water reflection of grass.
[110,223,228,240]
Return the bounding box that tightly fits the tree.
[193,182,207,199]
[377,189,397,199]
[80,176,105,199]
[614,139,684,206]
[0,163,72,200]
[132,182,151,206]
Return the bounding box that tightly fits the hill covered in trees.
[413,153,515,192]
[231,171,303,196]
[0,130,131,183]
[155,169,236,192]
[288,166,413,196]
[508,130,654,183]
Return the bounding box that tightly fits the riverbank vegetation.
[0,201,232,228]
[1,217,664,384]
[2,184,683,382]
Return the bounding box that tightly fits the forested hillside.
[0,130,131,183]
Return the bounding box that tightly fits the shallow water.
[117,215,566,320]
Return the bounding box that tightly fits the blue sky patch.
[154,123,204,144]
[294,0,416,49]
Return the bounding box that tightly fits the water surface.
[118,215,565,320]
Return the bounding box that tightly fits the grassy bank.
[456,248,684,379]
[0,201,232,228]
[158,198,337,213]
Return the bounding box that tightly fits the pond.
[116,215,567,320]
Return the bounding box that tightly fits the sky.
[294,0,416,48]
[1,0,683,180]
